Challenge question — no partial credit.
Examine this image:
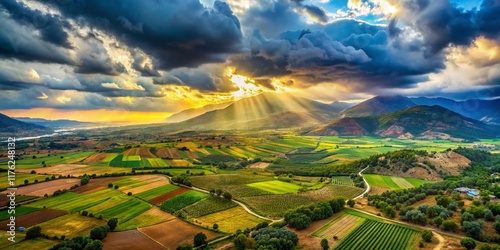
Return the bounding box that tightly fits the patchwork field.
[149,187,190,205]
[136,184,179,201]
[195,206,268,233]
[4,238,58,250]
[138,219,220,249]
[247,180,302,194]
[116,207,176,231]
[182,196,238,217]
[159,190,208,213]
[0,172,50,189]
[18,164,131,177]
[0,206,39,220]
[1,178,81,196]
[11,151,95,169]
[364,174,429,190]
[313,213,366,246]
[36,213,106,238]
[103,230,166,250]
[334,219,420,250]
[330,176,355,186]
[0,209,67,230]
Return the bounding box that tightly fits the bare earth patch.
[103,229,166,250]
[139,219,219,250]
[0,209,67,230]
[148,187,189,205]
[247,162,270,169]
[73,177,125,194]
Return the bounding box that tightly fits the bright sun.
[225,67,264,99]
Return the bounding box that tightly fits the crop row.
[335,220,419,250]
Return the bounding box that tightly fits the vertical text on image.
[6,137,16,243]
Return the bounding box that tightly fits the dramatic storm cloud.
[0,0,499,122]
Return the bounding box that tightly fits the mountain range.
[0,113,53,136]
[14,117,99,129]
[4,93,500,140]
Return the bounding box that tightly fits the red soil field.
[103,229,166,250]
[0,209,67,230]
[154,148,181,159]
[138,219,219,249]
[148,187,190,205]
[0,179,81,197]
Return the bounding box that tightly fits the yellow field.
[116,207,176,230]
[36,214,106,238]
[194,207,268,233]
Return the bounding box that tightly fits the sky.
[0,0,499,123]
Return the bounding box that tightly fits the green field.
[247,180,302,194]
[136,184,179,201]
[160,190,209,213]
[29,189,117,213]
[364,174,429,190]
[335,219,420,250]
[9,151,95,169]
[102,153,118,162]
[0,206,39,220]
[183,196,238,217]
[147,158,168,167]
[331,176,355,186]
[0,173,50,189]
[109,154,141,168]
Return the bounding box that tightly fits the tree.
[434,216,444,227]
[193,232,207,247]
[485,208,494,221]
[385,205,396,218]
[461,237,476,250]
[234,234,247,250]
[107,218,118,231]
[422,230,433,242]
[462,221,483,239]
[461,212,475,225]
[108,183,113,188]
[494,221,500,233]
[26,226,42,239]
[81,174,90,185]
[24,180,29,185]
[176,245,193,250]
[213,223,219,230]
[442,220,459,231]
[347,199,355,208]
[90,226,109,240]
[287,213,311,230]
[435,195,452,207]
[223,192,232,200]
[114,185,119,190]
[252,227,298,250]
[215,189,223,196]
[85,240,103,250]
[320,238,329,250]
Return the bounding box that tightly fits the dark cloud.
[41,0,243,71]
[131,49,160,77]
[290,0,329,23]
[153,68,234,92]
[74,35,127,76]
[0,0,73,49]
[0,15,73,64]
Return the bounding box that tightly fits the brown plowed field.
[124,147,156,158]
[83,153,111,164]
[138,219,219,250]
[0,209,67,230]
[148,187,189,205]
[103,230,166,250]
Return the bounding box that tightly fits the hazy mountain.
[309,105,498,140]
[0,113,53,135]
[341,95,416,117]
[329,101,357,112]
[411,97,500,125]
[14,117,98,129]
[165,102,233,123]
[168,92,341,130]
